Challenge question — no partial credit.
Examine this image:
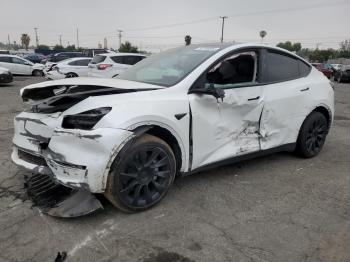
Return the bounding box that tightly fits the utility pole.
[220,16,227,43]
[117,29,123,50]
[76,28,79,48]
[7,34,11,49]
[59,35,62,46]
[34,27,39,47]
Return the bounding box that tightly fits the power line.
[120,0,349,33]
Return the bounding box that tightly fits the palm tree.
[21,34,30,50]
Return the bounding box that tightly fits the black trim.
[174,113,187,120]
[188,104,193,171]
[183,143,296,176]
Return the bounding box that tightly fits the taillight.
[97,64,112,70]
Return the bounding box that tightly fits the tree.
[65,44,76,51]
[259,30,267,43]
[37,44,50,50]
[185,35,192,46]
[21,34,30,50]
[118,41,138,53]
[340,39,350,51]
[276,41,302,53]
[53,45,64,51]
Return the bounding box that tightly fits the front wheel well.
[133,125,182,175]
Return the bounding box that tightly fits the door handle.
[300,87,310,92]
[248,96,260,101]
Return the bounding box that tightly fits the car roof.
[98,52,146,57]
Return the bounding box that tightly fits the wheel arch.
[132,125,184,176]
[313,105,332,129]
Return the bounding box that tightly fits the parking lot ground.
[0,76,349,262]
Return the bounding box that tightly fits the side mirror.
[189,83,225,100]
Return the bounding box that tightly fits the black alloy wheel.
[296,112,328,158]
[105,134,176,212]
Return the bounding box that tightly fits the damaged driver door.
[188,50,264,170]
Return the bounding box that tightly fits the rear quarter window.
[267,51,300,82]
[91,55,106,64]
[111,56,124,64]
[298,61,311,77]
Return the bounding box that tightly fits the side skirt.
[182,143,296,176]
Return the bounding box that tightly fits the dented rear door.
[189,85,264,170]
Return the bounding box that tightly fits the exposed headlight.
[62,107,112,130]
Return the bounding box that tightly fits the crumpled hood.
[20,77,163,95]
[20,78,164,113]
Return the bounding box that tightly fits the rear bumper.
[0,73,13,83]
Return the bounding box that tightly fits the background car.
[331,63,342,72]
[44,57,92,80]
[311,63,333,78]
[0,66,12,83]
[88,52,146,78]
[23,53,46,64]
[0,54,44,76]
[334,65,350,83]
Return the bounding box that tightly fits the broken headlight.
[62,107,111,130]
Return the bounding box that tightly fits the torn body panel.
[26,173,102,217]
[189,85,264,170]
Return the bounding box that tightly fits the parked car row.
[44,52,146,80]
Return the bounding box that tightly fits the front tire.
[32,70,42,76]
[105,134,176,212]
[296,112,328,158]
[66,72,78,78]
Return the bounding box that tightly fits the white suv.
[0,54,44,76]
[88,52,146,78]
[12,43,334,217]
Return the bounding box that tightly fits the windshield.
[117,45,224,87]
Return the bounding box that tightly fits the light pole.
[34,27,39,47]
[117,29,123,50]
[220,16,228,43]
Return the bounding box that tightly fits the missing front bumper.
[25,174,103,217]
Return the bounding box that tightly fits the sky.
[1,0,349,52]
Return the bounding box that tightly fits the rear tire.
[296,112,328,158]
[105,134,176,213]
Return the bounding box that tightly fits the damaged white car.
[12,43,334,217]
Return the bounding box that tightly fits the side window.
[111,56,124,64]
[0,56,12,63]
[78,59,91,66]
[12,57,27,65]
[267,51,299,82]
[205,51,258,88]
[68,60,77,66]
[298,61,311,77]
[71,59,91,66]
[124,56,144,65]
